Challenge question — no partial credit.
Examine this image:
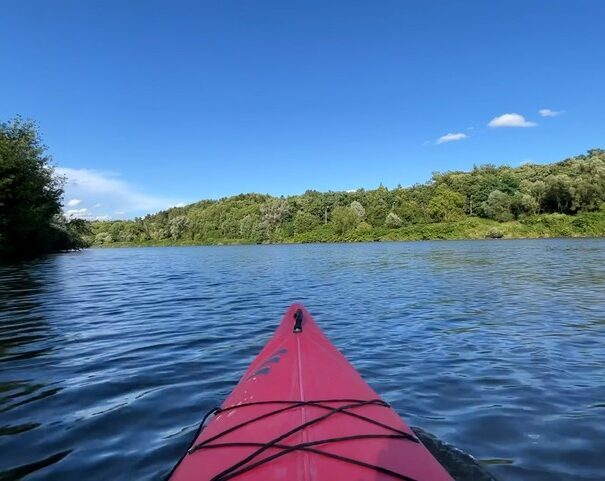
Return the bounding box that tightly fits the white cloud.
[65,207,91,219]
[539,108,563,117]
[66,198,81,207]
[488,113,536,128]
[66,208,88,215]
[64,208,112,222]
[55,167,186,219]
[436,132,468,144]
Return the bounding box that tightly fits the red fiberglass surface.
[169,303,452,481]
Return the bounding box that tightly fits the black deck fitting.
[293,309,303,333]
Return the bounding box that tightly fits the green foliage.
[239,214,259,239]
[428,185,465,222]
[385,212,403,228]
[169,215,188,240]
[355,221,372,233]
[511,192,539,217]
[331,206,360,235]
[87,148,605,247]
[365,186,390,226]
[483,190,514,221]
[293,211,319,234]
[486,227,504,239]
[261,198,289,231]
[350,200,366,219]
[544,174,573,213]
[95,232,113,245]
[0,118,90,259]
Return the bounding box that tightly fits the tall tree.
[0,118,88,258]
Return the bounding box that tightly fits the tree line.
[4,115,603,257]
[90,148,605,245]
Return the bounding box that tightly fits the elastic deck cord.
[183,399,421,481]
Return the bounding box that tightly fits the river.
[1,239,604,480]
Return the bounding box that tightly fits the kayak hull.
[169,304,452,481]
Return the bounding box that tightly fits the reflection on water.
[0,259,67,479]
[1,239,605,481]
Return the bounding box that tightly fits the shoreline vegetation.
[93,212,605,247]
[2,116,604,258]
[1,118,89,260]
[89,149,605,247]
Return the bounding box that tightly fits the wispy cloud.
[436,132,468,144]
[65,207,90,217]
[55,167,186,219]
[488,113,537,128]
[539,108,563,117]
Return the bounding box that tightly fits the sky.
[1,1,604,219]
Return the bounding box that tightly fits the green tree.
[385,212,403,228]
[0,118,88,258]
[331,206,359,235]
[395,200,426,224]
[428,185,465,222]
[365,186,390,226]
[220,218,240,238]
[571,174,604,212]
[239,214,259,239]
[350,200,366,219]
[293,211,319,234]
[520,180,546,213]
[511,192,539,217]
[169,215,188,240]
[261,198,289,235]
[95,231,113,245]
[544,174,573,213]
[483,190,513,221]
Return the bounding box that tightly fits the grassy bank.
[89,210,605,247]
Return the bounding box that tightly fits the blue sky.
[2,1,604,219]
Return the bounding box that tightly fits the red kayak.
[169,304,453,481]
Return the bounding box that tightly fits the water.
[1,239,604,481]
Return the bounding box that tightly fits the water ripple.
[1,240,604,480]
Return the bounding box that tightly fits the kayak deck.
[169,303,453,481]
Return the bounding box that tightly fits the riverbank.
[89,210,605,247]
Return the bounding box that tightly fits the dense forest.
[89,149,605,246]
[0,118,89,259]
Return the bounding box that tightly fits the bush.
[385,212,403,228]
[294,211,319,234]
[95,232,113,245]
[355,221,372,233]
[483,190,514,222]
[332,206,360,235]
[350,201,366,219]
[486,227,504,239]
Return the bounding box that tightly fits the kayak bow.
[169,303,453,481]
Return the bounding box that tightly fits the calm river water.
[1,239,604,481]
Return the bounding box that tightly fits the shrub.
[486,227,504,239]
